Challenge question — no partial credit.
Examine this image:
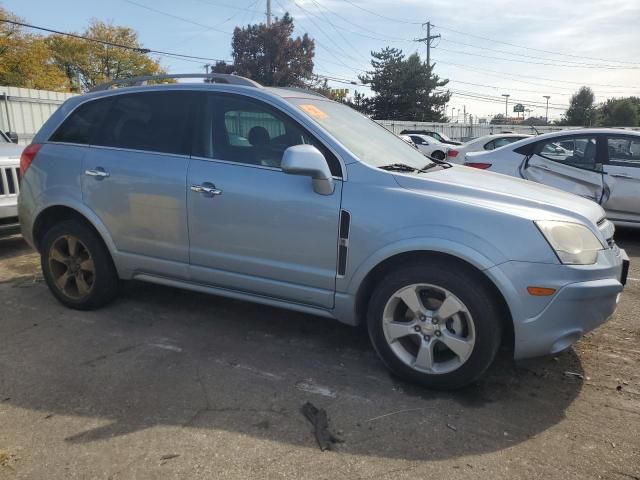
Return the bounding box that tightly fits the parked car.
[0,130,22,237]
[446,133,532,163]
[19,74,628,389]
[400,129,463,146]
[464,129,640,227]
[405,134,448,160]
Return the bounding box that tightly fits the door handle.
[610,172,633,179]
[191,184,223,196]
[85,168,110,178]
[536,165,552,171]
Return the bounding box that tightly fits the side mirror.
[281,145,335,195]
[5,131,18,144]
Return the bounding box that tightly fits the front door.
[81,91,194,277]
[187,93,343,308]
[602,135,640,224]
[522,134,605,203]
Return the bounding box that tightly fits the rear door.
[81,90,195,278]
[522,134,605,203]
[602,135,640,224]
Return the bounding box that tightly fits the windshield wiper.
[378,163,423,172]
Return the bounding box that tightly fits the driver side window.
[195,94,341,176]
[536,136,601,172]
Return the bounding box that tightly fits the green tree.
[231,13,315,87]
[562,86,596,126]
[0,8,69,90]
[358,47,450,121]
[48,20,165,91]
[596,97,639,127]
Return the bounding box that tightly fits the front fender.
[343,233,504,297]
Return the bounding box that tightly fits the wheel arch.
[352,250,514,350]
[32,204,117,259]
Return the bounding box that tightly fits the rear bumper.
[487,247,627,360]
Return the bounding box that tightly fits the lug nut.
[435,330,442,337]
[423,335,430,341]
[414,325,421,332]
[419,315,426,321]
[431,318,439,325]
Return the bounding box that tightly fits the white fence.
[0,86,76,145]
[2,86,639,146]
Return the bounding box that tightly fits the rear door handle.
[191,184,223,196]
[536,165,552,171]
[610,172,633,179]
[85,168,110,178]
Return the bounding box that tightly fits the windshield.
[291,98,434,170]
[436,132,451,142]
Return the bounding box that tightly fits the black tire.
[40,219,119,310]
[432,150,446,160]
[367,261,503,390]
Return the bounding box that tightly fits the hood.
[393,164,605,227]
[0,143,23,162]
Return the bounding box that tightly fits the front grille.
[0,166,20,196]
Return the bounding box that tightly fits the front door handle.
[536,165,552,171]
[191,184,223,196]
[85,168,110,178]
[610,172,633,179]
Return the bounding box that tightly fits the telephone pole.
[502,94,510,122]
[543,95,551,124]
[414,21,440,113]
[266,0,272,26]
[414,21,440,68]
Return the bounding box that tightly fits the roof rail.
[278,87,327,98]
[90,73,263,92]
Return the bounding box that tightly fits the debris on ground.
[301,402,343,451]
[446,423,457,432]
[0,450,17,467]
[564,371,584,380]
[295,379,336,398]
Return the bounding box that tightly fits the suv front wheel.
[367,261,502,389]
[41,220,119,310]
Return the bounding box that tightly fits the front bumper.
[487,247,628,360]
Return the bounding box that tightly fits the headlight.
[535,220,604,265]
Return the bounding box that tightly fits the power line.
[438,38,638,69]
[436,60,640,90]
[433,24,640,66]
[437,46,639,70]
[0,19,232,63]
[124,0,233,35]
[340,0,422,25]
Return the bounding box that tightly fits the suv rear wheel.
[41,220,119,310]
[367,261,502,389]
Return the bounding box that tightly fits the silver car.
[18,74,629,389]
[464,129,640,227]
[0,130,22,236]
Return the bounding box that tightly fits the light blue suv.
[18,74,629,389]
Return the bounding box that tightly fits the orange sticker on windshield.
[299,104,328,120]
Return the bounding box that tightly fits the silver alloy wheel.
[382,283,476,375]
[48,234,96,300]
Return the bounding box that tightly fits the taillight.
[20,143,42,177]
[447,150,459,157]
[464,162,493,170]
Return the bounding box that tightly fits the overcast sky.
[7,0,640,120]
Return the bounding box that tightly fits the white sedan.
[405,134,449,160]
[446,133,531,163]
[463,128,640,227]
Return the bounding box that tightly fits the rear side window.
[93,91,193,155]
[607,136,640,167]
[50,97,112,144]
[535,136,601,171]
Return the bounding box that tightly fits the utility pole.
[204,64,210,74]
[414,22,440,114]
[266,0,272,26]
[463,105,467,124]
[543,95,550,124]
[502,94,510,123]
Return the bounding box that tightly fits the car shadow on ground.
[0,270,585,461]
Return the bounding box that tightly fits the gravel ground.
[0,231,638,479]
